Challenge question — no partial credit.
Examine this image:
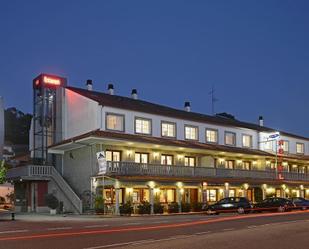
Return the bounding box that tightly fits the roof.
[50,130,275,158]
[66,86,309,141]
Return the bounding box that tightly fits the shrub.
[119,202,133,215]
[45,194,59,210]
[191,202,203,212]
[168,202,179,213]
[153,202,164,214]
[181,202,191,212]
[94,195,105,214]
[137,201,151,214]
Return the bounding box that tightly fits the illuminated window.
[106,113,124,131]
[184,156,195,167]
[135,153,149,164]
[225,160,235,169]
[282,141,289,153]
[161,122,176,138]
[296,143,304,154]
[225,132,236,146]
[206,129,218,143]
[207,189,217,202]
[135,117,151,135]
[185,125,198,140]
[242,135,252,148]
[243,161,251,170]
[161,155,173,165]
[264,140,273,150]
[106,150,121,162]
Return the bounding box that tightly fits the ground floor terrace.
[93,175,309,215]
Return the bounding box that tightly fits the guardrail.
[6,165,52,179]
[105,161,309,182]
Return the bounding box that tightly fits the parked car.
[289,197,309,210]
[254,197,295,212]
[205,197,252,215]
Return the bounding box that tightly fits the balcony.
[6,165,52,181]
[105,162,309,182]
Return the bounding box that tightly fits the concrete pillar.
[262,188,266,200]
[281,189,286,198]
[115,188,120,215]
[176,188,182,212]
[300,186,305,198]
[149,188,154,215]
[224,183,230,198]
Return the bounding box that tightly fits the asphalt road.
[1,211,309,249]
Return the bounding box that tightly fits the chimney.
[131,89,138,99]
[259,116,264,126]
[108,83,114,95]
[86,79,93,91]
[184,101,191,112]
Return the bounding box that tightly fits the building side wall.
[64,89,99,140]
[0,97,4,160]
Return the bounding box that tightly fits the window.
[243,161,251,170]
[206,129,218,143]
[106,150,121,162]
[242,134,252,148]
[185,125,198,140]
[106,113,124,131]
[282,141,289,153]
[296,143,304,154]
[135,117,151,135]
[161,155,173,165]
[225,132,236,146]
[161,122,176,138]
[135,153,149,164]
[207,189,217,202]
[225,160,235,169]
[264,141,273,150]
[184,156,196,167]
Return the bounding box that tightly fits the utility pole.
[209,85,218,115]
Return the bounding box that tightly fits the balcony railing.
[105,161,309,182]
[6,165,52,180]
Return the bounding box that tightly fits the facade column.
[224,182,230,198]
[281,185,287,198]
[262,184,267,200]
[176,188,182,212]
[149,187,154,215]
[300,185,305,198]
[115,188,120,215]
[202,182,208,204]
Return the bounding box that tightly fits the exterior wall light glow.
[154,188,160,194]
[126,187,133,194]
[180,188,184,194]
[243,183,249,190]
[148,181,155,189]
[176,182,183,188]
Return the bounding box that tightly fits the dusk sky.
[0,1,308,136]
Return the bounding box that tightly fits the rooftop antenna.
[209,85,218,115]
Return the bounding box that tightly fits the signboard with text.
[96,151,107,175]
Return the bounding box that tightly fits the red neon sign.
[43,76,61,86]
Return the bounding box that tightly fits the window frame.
[224,131,236,146]
[184,156,196,167]
[105,112,125,132]
[242,134,253,148]
[161,121,177,138]
[134,116,152,135]
[106,150,122,162]
[184,125,199,141]
[205,128,218,144]
[296,142,305,154]
[282,140,289,153]
[135,152,149,164]
[161,154,174,165]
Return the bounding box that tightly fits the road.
[1,211,309,249]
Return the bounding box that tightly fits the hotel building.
[6,74,309,214]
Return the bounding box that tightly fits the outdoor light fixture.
[243,183,249,190]
[148,181,155,189]
[180,188,184,195]
[176,182,183,188]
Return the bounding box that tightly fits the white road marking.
[247,225,257,229]
[152,220,168,224]
[47,227,72,231]
[222,228,235,232]
[0,230,29,234]
[84,225,109,228]
[195,231,212,235]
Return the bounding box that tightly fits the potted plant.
[153,202,164,214]
[137,201,151,214]
[191,202,203,212]
[94,195,105,214]
[119,201,133,216]
[168,202,179,213]
[181,202,191,212]
[45,194,59,215]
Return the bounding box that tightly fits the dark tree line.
[4,107,32,145]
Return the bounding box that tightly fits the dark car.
[205,197,252,215]
[254,197,295,212]
[289,197,309,210]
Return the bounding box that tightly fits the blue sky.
[0,0,308,136]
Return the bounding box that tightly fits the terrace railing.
[105,161,309,182]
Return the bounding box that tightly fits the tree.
[0,160,7,184]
